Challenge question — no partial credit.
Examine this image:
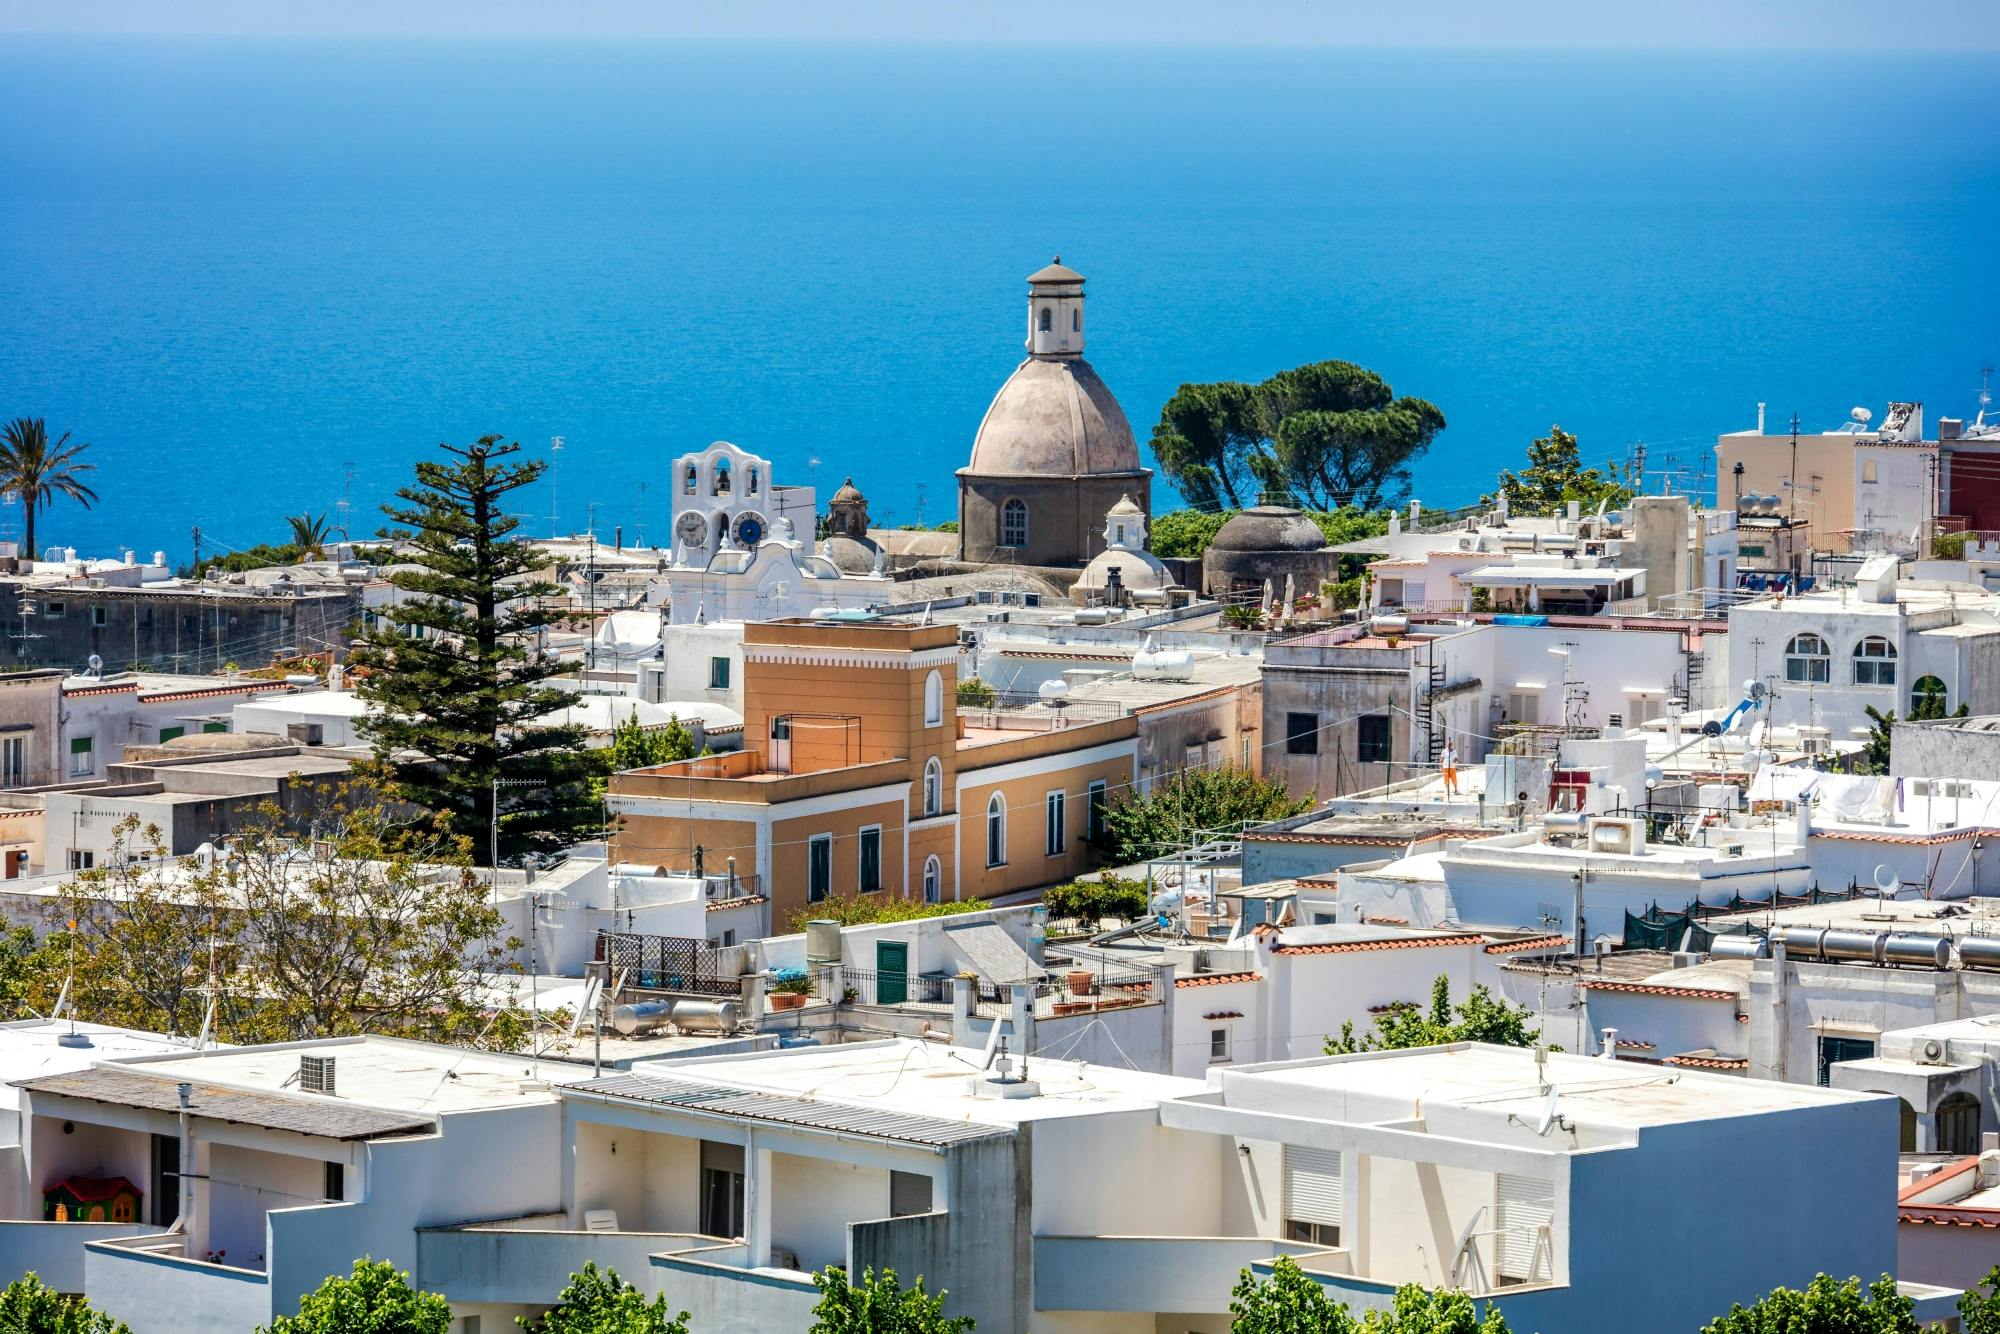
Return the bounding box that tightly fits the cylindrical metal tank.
[669,999,742,1033]
[611,1001,675,1036]
[1818,930,1886,964]
[1709,935,1769,961]
[1960,936,2000,971]
[1882,933,1952,969]
[1776,926,1827,959]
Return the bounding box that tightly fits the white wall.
[771,1151,887,1272]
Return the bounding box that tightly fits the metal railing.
[595,929,742,997]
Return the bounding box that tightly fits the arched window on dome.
[923,756,942,817]
[1038,307,1052,333]
[1001,498,1028,549]
[986,794,1007,867]
[924,670,943,728]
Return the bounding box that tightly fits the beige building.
[1717,402,1938,559]
[608,620,1138,925]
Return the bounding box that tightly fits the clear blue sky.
[4,0,1996,50]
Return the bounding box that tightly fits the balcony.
[1035,1236,1347,1314]
[84,1233,271,1333]
[0,1220,167,1293]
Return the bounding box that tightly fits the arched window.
[922,855,942,904]
[1940,1091,1983,1156]
[923,669,943,728]
[746,465,760,496]
[1071,308,1080,332]
[1852,635,1897,686]
[986,793,1006,867]
[713,457,732,495]
[1038,307,1052,333]
[683,464,698,495]
[923,756,942,817]
[1912,674,1951,719]
[1000,498,1028,548]
[1784,633,1830,684]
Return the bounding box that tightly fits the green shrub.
[955,678,997,708]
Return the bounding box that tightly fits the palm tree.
[0,418,98,562]
[287,512,331,560]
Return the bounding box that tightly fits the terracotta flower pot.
[768,991,807,1011]
[1066,970,1098,996]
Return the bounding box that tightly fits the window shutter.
[70,738,92,754]
[1496,1173,1554,1280]
[1283,1146,1342,1228]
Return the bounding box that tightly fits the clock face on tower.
[734,513,766,547]
[676,512,709,548]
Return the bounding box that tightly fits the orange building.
[608,619,1138,925]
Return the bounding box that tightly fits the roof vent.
[55,1031,93,1049]
[299,1054,337,1095]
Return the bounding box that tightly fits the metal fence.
[595,929,740,997]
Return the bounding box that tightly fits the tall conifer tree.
[352,436,599,863]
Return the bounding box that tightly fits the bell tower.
[1025,257,1085,359]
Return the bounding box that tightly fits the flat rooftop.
[108,1035,595,1116]
[640,1037,1204,1128]
[0,1020,209,1110]
[1225,1043,1876,1129]
[1705,894,2000,937]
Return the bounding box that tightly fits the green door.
[876,940,909,1005]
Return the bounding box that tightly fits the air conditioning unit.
[299,1054,337,1095]
[1916,1037,1951,1066]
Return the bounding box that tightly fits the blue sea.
[0,39,1995,562]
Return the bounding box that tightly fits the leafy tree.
[287,512,333,559]
[31,803,527,1048]
[955,678,997,708]
[1910,674,1960,721]
[786,894,981,931]
[1259,361,1445,512]
[0,417,99,561]
[262,1259,452,1334]
[592,708,699,801]
[1326,974,1540,1055]
[1860,695,1969,775]
[1958,1263,2000,1334]
[1228,1260,1512,1334]
[1150,508,1238,559]
[1151,363,1443,513]
[523,1263,689,1334]
[808,1266,972,1334]
[1700,1273,1915,1334]
[1486,425,1633,518]
[351,436,601,864]
[186,541,306,580]
[0,922,41,1019]
[1093,767,1313,864]
[0,1272,131,1334]
[1151,381,1272,510]
[1229,1255,1349,1333]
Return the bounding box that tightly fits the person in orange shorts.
[1440,738,1459,795]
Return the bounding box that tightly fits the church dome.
[1211,505,1329,553]
[965,357,1143,478]
[824,534,880,575]
[830,477,865,505]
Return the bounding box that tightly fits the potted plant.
[768,975,811,1011]
[1066,969,1098,997]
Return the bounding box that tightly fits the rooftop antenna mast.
[1977,366,1995,432]
[549,436,565,539]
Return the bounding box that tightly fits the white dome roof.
[1075,548,1176,595]
[965,357,1144,478]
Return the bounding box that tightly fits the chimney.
[1602,1026,1619,1059]
[1757,401,1767,434]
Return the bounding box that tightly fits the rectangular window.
[1405,580,1426,607]
[1087,780,1107,841]
[699,1141,745,1238]
[808,834,833,901]
[1862,460,1878,484]
[91,605,108,628]
[151,1134,182,1227]
[858,825,882,892]
[0,737,23,787]
[1184,742,1203,770]
[68,736,94,777]
[1357,715,1392,765]
[1505,692,1541,725]
[158,726,184,743]
[203,722,228,735]
[1285,712,1319,756]
[708,657,730,690]
[1045,789,1067,856]
[1282,1145,1342,1248]
[324,1161,345,1201]
[43,602,63,620]
[1496,1173,1556,1283]
[1817,1035,1875,1086]
[69,850,94,871]
[1209,1027,1230,1063]
[890,1170,933,1218]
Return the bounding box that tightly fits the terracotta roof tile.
[1363,916,1409,926]
[1898,1206,2000,1228]
[1663,1054,1749,1070]
[1203,1010,1245,1020]
[706,894,766,913]
[1578,977,1740,1001]
[1272,933,1484,956]
[1485,935,1570,955]
[1898,1157,1980,1203]
[1614,1038,1658,1051]
[1175,971,1260,988]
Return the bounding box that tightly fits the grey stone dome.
[965,357,1143,478]
[1211,506,1328,553]
[824,534,880,575]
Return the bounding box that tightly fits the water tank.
[1882,933,1952,969]
[1961,936,2000,971]
[1709,935,1769,961]
[1038,679,1070,703]
[804,918,841,967]
[611,1001,675,1036]
[668,999,742,1033]
[1780,927,1884,964]
[1369,614,1410,637]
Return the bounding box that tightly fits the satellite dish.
[1701,720,1723,738]
[1874,864,1899,895]
[1747,721,1767,749]
[1534,1084,1561,1136]
[1747,680,1766,701]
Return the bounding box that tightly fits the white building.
[668,441,815,561]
